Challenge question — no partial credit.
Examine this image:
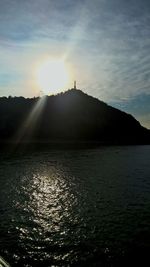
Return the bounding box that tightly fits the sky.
[0,0,150,128]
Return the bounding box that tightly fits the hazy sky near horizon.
[0,0,150,128]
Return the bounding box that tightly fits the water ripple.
[0,146,150,266]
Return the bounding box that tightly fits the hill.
[0,89,149,145]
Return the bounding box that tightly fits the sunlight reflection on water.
[26,169,75,233]
[0,146,150,266]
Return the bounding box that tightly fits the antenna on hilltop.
[74,80,77,90]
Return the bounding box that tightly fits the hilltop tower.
[74,81,77,90]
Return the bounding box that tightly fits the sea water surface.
[0,146,150,266]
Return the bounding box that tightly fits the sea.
[0,145,150,266]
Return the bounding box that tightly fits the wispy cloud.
[0,0,150,126]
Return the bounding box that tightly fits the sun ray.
[12,96,47,147]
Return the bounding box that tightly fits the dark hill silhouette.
[0,89,149,145]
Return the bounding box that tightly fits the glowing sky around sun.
[0,0,150,128]
[36,58,70,94]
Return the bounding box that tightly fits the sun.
[36,59,69,94]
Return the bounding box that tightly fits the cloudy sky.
[0,0,150,128]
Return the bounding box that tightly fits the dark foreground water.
[0,146,150,266]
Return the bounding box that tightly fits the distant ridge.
[0,89,149,145]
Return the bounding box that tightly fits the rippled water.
[0,146,150,266]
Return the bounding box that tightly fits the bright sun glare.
[36,59,69,95]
